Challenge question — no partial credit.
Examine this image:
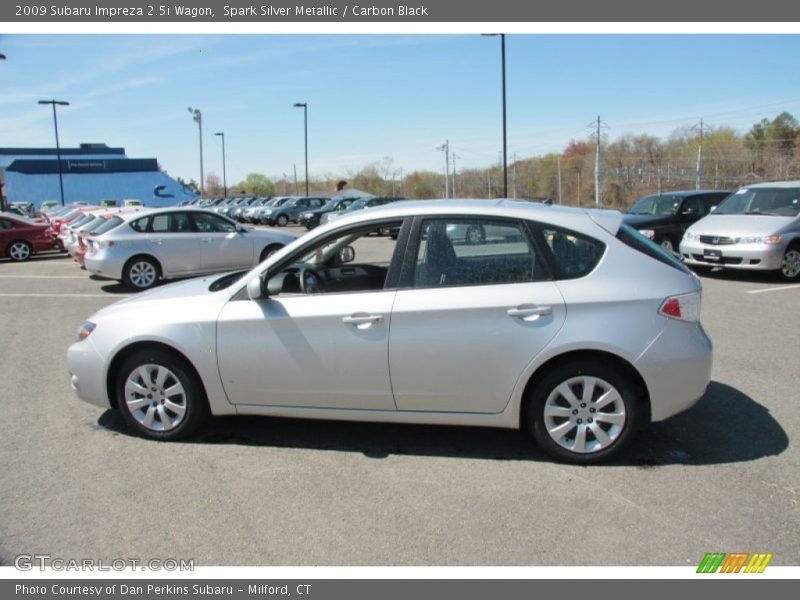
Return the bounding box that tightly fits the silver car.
[68,200,712,464]
[680,181,800,281]
[83,207,297,290]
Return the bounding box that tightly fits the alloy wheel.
[9,241,32,261]
[124,364,187,432]
[542,375,626,454]
[128,261,157,289]
[781,249,800,280]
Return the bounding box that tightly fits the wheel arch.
[519,349,651,429]
[105,341,209,411]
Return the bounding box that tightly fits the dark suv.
[624,190,731,252]
[298,197,356,230]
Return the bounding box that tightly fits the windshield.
[629,195,681,216]
[81,217,109,233]
[714,187,800,216]
[346,198,369,211]
[272,198,290,207]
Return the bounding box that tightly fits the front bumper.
[679,239,784,271]
[67,339,111,409]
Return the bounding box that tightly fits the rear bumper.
[635,319,713,422]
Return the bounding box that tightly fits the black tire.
[123,256,160,290]
[656,237,676,254]
[259,244,283,262]
[465,224,486,245]
[778,244,800,282]
[7,240,33,262]
[525,360,642,464]
[276,214,289,227]
[116,348,209,441]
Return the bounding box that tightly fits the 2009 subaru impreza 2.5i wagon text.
[68,200,713,464]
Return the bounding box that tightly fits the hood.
[686,214,797,237]
[623,213,675,228]
[95,273,234,317]
[243,228,298,243]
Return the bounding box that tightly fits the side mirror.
[709,205,717,213]
[236,223,246,233]
[246,276,265,300]
[339,246,355,264]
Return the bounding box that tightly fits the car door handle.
[150,238,162,245]
[200,238,213,243]
[507,305,552,318]
[342,314,384,325]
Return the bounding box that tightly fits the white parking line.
[0,293,127,298]
[0,275,88,279]
[747,284,800,294]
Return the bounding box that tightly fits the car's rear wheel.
[259,244,283,262]
[7,240,32,261]
[526,360,641,464]
[465,224,486,245]
[116,348,209,441]
[778,245,800,281]
[123,256,160,290]
[276,214,289,227]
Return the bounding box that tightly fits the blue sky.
[1,34,799,186]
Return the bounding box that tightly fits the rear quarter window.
[616,224,691,274]
[537,226,605,279]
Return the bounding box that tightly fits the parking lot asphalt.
[0,226,798,567]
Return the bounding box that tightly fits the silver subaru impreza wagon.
[68,200,713,464]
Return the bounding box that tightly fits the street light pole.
[188,107,204,196]
[214,132,227,197]
[293,103,309,196]
[483,33,508,198]
[38,99,70,206]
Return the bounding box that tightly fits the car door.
[190,211,254,271]
[146,212,201,275]
[389,216,567,414]
[216,220,405,410]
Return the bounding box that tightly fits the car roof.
[314,199,624,236]
[638,189,730,198]
[739,180,800,189]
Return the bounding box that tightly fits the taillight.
[659,292,701,322]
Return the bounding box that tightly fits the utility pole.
[557,156,562,204]
[452,152,459,197]
[588,115,608,207]
[512,152,517,199]
[693,117,704,190]
[293,164,299,195]
[399,167,404,196]
[436,140,450,199]
[187,107,204,196]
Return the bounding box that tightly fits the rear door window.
[536,226,605,279]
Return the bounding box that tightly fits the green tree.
[237,173,275,196]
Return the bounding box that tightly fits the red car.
[0,212,59,261]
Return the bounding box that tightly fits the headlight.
[684,231,699,241]
[638,229,655,240]
[262,210,273,216]
[76,321,96,341]
[739,234,781,245]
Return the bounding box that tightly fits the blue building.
[0,143,197,209]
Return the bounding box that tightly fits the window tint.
[192,212,237,233]
[539,227,605,279]
[412,218,543,288]
[616,225,691,274]
[681,196,704,215]
[92,216,123,235]
[130,216,149,233]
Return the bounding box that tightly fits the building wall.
[5,171,197,209]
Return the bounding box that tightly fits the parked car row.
[623,183,800,282]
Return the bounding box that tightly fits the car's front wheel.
[778,245,800,282]
[7,240,32,261]
[116,348,209,440]
[259,244,283,262]
[526,360,641,464]
[276,214,289,227]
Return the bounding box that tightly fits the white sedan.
[83,207,297,289]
